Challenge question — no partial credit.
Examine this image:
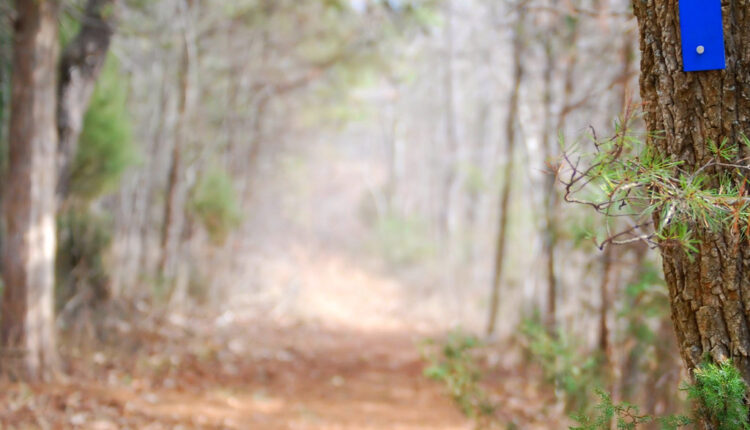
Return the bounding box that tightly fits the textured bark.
[632,0,750,386]
[486,6,525,336]
[1,0,61,381]
[57,0,117,200]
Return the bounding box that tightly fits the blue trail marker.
[679,0,726,72]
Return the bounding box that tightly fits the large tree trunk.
[57,0,117,201]
[1,0,61,381]
[632,0,750,385]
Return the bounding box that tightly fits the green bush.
[571,390,691,430]
[570,361,749,430]
[686,361,750,430]
[187,166,242,245]
[421,330,496,420]
[69,55,137,202]
[57,53,135,312]
[521,320,601,412]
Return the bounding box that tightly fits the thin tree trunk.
[540,12,580,329]
[486,3,525,336]
[540,37,558,328]
[599,245,614,366]
[617,26,636,114]
[632,0,750,408]
[238,93,269,205]
[159,6,191,276]
[0,8,12,271]
[224,21,240,173]
[57,0,117,201]
[138,67,170,280]
[440,0,458,238]
[1,0,61,381]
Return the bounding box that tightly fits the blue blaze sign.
[679,0,726,72]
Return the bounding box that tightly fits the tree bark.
[632,0,750,386]
[486,3,525,336]
[1,0,61,381]
[57,0,117,201]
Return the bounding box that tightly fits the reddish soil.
[0,324,475,429]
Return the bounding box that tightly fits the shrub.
[521,320,601,412]
[571,390,691,430]
[69,55,137,202]
[422,330,496,420]
[686,361,750,430]
[571,360,749,429]
[187,165,242,245]
[57,53,135,312]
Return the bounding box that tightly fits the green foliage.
[57,52,135,312]
[59,8,81,47]
[570,390,691,430]
[422,331,496,420]
[571,389,650,429]
[571,361,749,430]
[563,113,750,254]
[686,361,750,430]
[708,138,739,162]
[568,213,600,248]
[372,211,435,265]
[521,320,600,412]
[187,166,242,245]
[70,55,137,201]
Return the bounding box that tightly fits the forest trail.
[0,325,476,429]
[124,328,472,430]
[0,247,561,429]
[0,208,561,429]
[0,245,473,429]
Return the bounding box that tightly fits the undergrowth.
[686,361,750,430]
[421,331,495,419]
[521,320,600,412]
[425,327,749,429]
[570,389,691,430]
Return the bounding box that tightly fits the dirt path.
[0,323,473,429]
[130,327,472,430]
[0,247,564,429]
